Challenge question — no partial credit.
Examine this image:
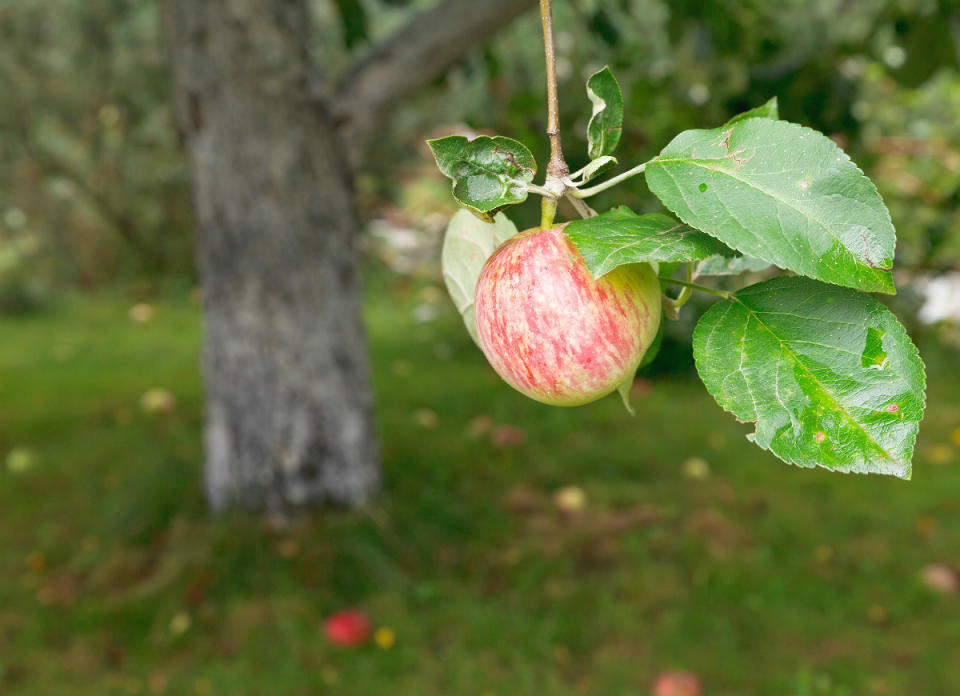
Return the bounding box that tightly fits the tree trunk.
[164,0,379,513]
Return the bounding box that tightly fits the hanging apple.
[474,225,661,406]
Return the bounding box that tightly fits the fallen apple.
[474,225,661,406]
[652,670,702,696]
[139,388,177,415]
[324,609,373,647]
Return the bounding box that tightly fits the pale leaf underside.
[586,66,623,160]
[441,209,518,344]
[696,253,772,277]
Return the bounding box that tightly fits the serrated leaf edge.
[724,96,779,126]
[693,278,926,478]
[650,118,897,295]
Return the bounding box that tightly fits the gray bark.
[164,0,536,514]
[165,0,379,512]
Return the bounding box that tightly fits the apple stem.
[659,276,731,300]
[539,0,569,229]
[540,197,558,230]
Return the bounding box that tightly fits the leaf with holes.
[428,135,536,220]
[564,207,734,278]
[646,118,897,294]
[725,96,779,125]
[586,67,623,159]
[693,276,926,478]
[441,209,518,345]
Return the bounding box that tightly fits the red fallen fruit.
[324,610,373,647]
[652,670,702,696]
[474,225,661,406]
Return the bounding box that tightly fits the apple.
[140,388,177,415]
[324,609,373,647]
[652,670,702,696]
[474,225,661,406]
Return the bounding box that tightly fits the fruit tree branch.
[539,0,567,182]
[537,0,569,228]
[334,0,537,168]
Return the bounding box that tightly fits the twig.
[538,0,569,228]
[540,0,567,182]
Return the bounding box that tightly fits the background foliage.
[1,1,959,694]
[2,0,959,303]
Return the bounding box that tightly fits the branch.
[0,58,166,268]
[334,0,536,168]
[29,140,167,269]
[537,0,568,229]
[539,0,566,181]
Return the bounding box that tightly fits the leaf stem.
[565,193,597,219]
[571,161,647,198]
[540,197,558,230]
[658,276,731,300]
[526,183,556,197]
[672,262,693,308]
[566,162,590,182]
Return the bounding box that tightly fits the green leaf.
[696,253,771,276]
[428,135,536,220]
[332,0,369,48]
[693,276,926,478]
[564,207,735,278]
[441,209,518,345]
[725,97,779,125]
[646,118,897,294]
[657,262,680,281]
[579,155,618,184]
[586,67,623,159]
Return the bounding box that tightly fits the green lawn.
[1,280,959,696]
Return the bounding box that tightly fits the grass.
[1,276,959,696]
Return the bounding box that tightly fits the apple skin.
[652,670,702,696]
[474,225,661,406]
[324,610,373,647]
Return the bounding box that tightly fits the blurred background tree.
[162,0,532,514]
[1,0,958,500]
[0,0,192,299]
[3,0,957,299]
[2,2,960,693]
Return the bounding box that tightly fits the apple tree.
[164,0,535,513]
